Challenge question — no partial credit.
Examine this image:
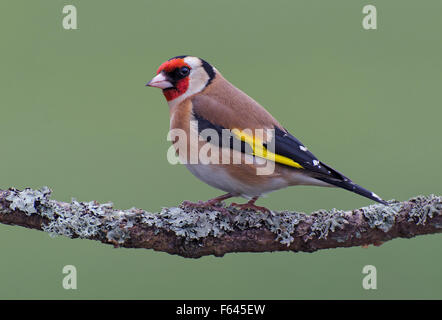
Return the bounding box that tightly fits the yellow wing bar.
[231,129,304,169]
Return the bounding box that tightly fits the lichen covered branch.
[0,187,441,258]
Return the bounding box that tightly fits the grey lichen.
[361,202,399,232]
[103,210,134,243]
[309,208,348,240]
[1,188,441,252]
[408,194,442,225]
[139,206,306,245]
[5,186,51,215]
[142,206,233,240]
[42,199,111,239]
[2,187,134,243]
[266,211,305,245]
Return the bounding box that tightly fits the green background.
[1,0,441,299]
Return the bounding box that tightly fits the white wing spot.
[313,160,320,166]
[300,145,308,152]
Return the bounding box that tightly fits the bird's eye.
[178,66,190,77]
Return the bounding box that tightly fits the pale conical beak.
[146,73,174,89]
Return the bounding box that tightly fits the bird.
[146,55,388,212]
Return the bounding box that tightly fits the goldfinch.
[146,55,387,212]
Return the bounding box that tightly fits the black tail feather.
[316,176,388,205]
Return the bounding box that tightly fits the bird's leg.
[231,196,270,214]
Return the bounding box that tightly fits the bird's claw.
[230,202,271,214]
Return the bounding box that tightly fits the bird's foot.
[231,200,270,214]
[181,193,235,222]
[181,192,233,209]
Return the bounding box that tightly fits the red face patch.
[157,58,191,101]
[157,58,189,74]
[163,77,189,101]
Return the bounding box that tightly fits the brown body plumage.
[147,56,387,210]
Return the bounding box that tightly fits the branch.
[0,187,440,258]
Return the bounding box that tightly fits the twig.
[0,187,440,258]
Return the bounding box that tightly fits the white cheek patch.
[187,69,210,96]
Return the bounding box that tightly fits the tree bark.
[0,187,440,258]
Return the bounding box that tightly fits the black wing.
[193,110,387,205]
[271,127,387,205]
